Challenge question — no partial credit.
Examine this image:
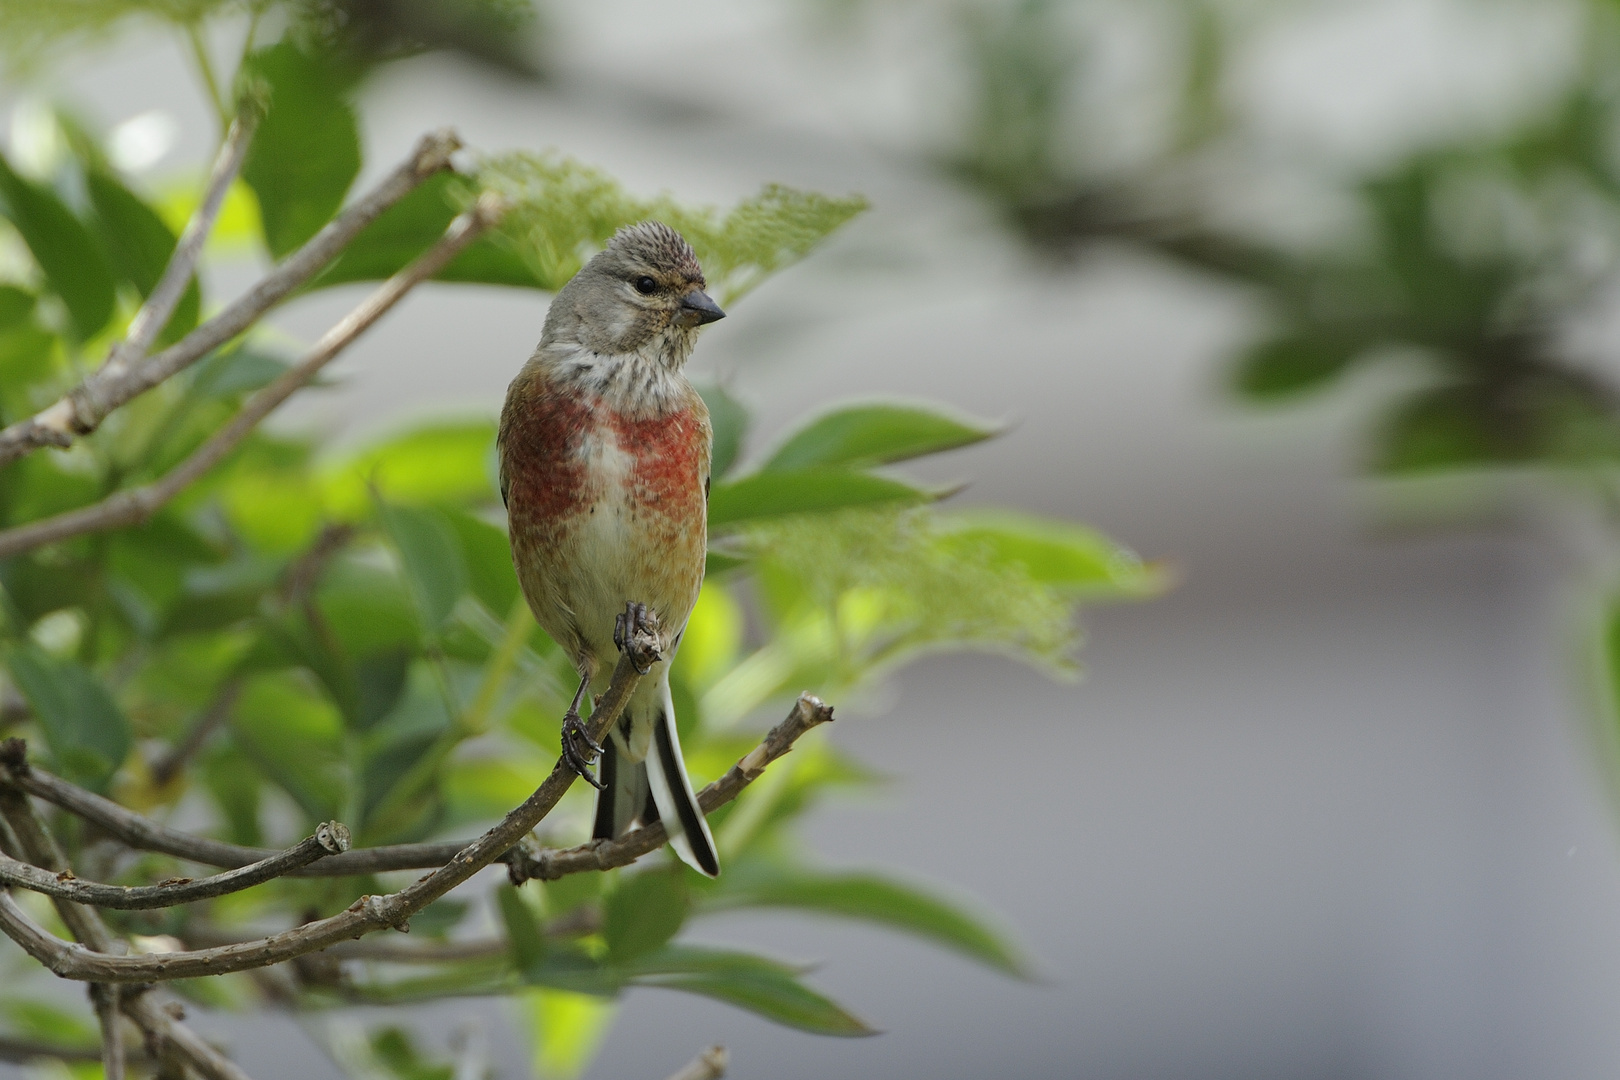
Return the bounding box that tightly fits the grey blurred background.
[10,1,1620,1077]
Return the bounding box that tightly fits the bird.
[497,221,725,877]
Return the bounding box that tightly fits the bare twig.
[10,694,832,883]
[0,784,254,1080]
[0,633,655,983]
[666,1046,728,1080]
[0,129,462,469]
[0,192,505,561]
[90,983,125,1080]
[150,678,242,786]
[0,815,349,909]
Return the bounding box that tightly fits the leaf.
[321,421,500,518]
[764,402,999,472]
[353,649,411,733]
[940,509,1165,598]
[188,346,290,399]
[696,381,750,479]
[0,150,116,340]
[377,502,469,634]
[442,507,520,616]
[519,988,616,1080]
[603,869,689,964]
[242,42,363,258]
[497,885,547,974]
[0,284,35,328]
[627,946,876,1036]
[4,643,131,788]
[1374,384,1502,474]
[708,867,1032,978]
[1232,335,1359,400]
[708,469,937,529]
[83,168,199,343]
[313,172,537,289]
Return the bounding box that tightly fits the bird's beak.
[677,290,726,327]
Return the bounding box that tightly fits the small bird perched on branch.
[499,222,725,877]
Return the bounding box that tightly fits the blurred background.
[11,0,1620,1077]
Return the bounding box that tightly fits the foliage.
[0,4,1154,1077]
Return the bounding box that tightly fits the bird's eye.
[634,276,658,295]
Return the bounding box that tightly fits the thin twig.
[665,1046,728,1080]
[0,129,462,468]
[10,694,833,881]
[90,984,125,1080]
[0,192,504,561]
[0,815,348,909]
[150,678,242,786]
[109,104,259,384]
[0,633,657,984]
[0,785,254,1080]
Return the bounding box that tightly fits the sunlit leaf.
[764,402,999,472]
[519,988,616,1080]
[321,421,499,518]
[940,509,1164,598]
[709,469,936,529]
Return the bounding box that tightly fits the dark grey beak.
[679,290,726,326]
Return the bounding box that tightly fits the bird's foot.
[560,710,605,790]
[613,601,662,675]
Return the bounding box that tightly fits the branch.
[0,784,255,1080]
[0,635,656,983]
[9,694,832,881]
[0,1033,107,1064]
[149,678,241,786]
[0,191,505,561]
[90,984,125,1080]
[0,814,349,909]
[0,129,462,469]
[666,1046,728,1080]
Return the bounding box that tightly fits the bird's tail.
[591,679,719,877]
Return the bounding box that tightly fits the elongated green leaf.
[313,172,537,289]
[84,168,199,343]
[498,885,547,974]
[765,403,999,472]
[1232,335,1358,400]
[708,469,935,528]
[627,946,875,1036]
[1374,384,1501,474]
[0,285,34,328]
[242,42,362,258]
[4,644,130,788]
[188,346,291,399]
[377,503,469,634]
[708,867,1031,978]
[603,869,689,964]
[442,507,520,616]
[321,421,499,518]
[941,509,1165,598]
[0,151,116,340]
[696,381,749,480]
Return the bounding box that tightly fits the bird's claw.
[613,601,662,675]
[560,711,605,790]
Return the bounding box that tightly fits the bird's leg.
[613,601,662,675]
[560,672,605,790]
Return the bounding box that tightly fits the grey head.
[540,221,725,362]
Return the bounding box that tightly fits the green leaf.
[0,284,35,328]
[603,869,689,964]
[377,502,469,634]
[442,507,520,616]
[1232,335,1359,400]
[321,421,500,518]
[498,885,548,974]
[627,946,876,1036]
[941,509,1165,598]
[242,42,362,258]
[188,346,291,399]
[696,381,750,479]
[1374,384,1502,474]
[3,643,131,788]
[764,403,999,472]
[314,172,538,289]
[0,150,116,341]
[708,867,1032,978]
[708,469,936,529]
[83,168,199,343]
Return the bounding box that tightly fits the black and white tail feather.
[592,675,719,877]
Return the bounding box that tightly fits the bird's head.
[544,221,725,362]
